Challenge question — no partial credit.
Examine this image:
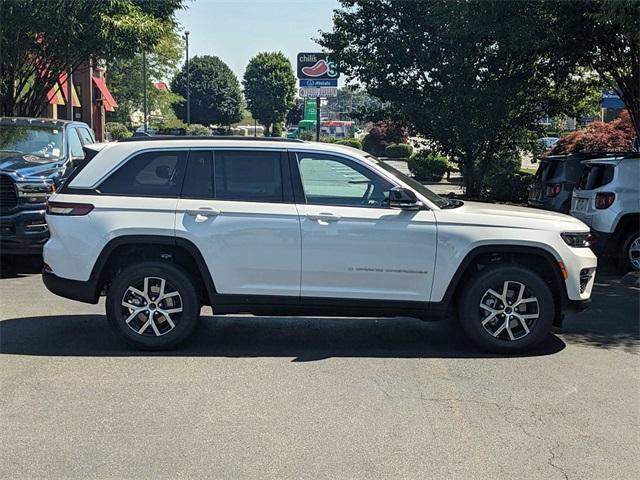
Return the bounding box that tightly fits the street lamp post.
[185,31,191,125]
[142,50,148,133]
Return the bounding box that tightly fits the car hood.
[0,153,65,179]
[436,200,588,232]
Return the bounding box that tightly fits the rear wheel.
[620,230,640,272]
[459,265,554,354]
[106,261,200,350]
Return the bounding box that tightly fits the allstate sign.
[297,52,339,81]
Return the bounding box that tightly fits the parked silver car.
[570,154,640,271]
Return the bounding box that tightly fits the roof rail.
[119,135,305,143]
[545,151,639,160]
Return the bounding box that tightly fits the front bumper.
[0,209,49,254]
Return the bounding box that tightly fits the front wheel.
[106,261,200,350]
[459,265,555,354]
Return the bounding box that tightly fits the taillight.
[46,201,94,216]
[595,192,615,209]
[545,183,562,198]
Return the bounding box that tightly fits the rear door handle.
[307,213,341,222]
[186,208,220,217]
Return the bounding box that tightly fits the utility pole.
[185,31,191,125]
[142,50,148,133]
[66,67,73,120]
[316,96,321,141]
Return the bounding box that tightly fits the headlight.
[561,232,592,248]
[16,182,55,202]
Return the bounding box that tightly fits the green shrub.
[186,124,211,136]
[271,123,283,137]
[299,131,314,141]
[320,136,338,143]
[480,157,535,203]
[408,151,449,181]
[105,122,131,141]
[385,143,413,159]
[335,138,362,149]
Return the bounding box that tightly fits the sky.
[175,0,341,81]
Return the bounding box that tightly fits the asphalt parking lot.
[1,258,638,479]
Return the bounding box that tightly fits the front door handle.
[307,213,341,222]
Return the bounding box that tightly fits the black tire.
[106,261,200,350]
[458,264,554,354]
[619,230,640,272]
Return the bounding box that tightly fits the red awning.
[92,76,118,112]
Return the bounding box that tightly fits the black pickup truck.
[0,117,95,254]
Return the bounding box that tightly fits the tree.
[569,1,640,142]
[0,0,185,116]
[319,1,594,195]
[550,110,635,155]
[243,52,296,136]
[107,31,185,126]
[171,55,243,126]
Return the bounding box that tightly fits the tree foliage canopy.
[572,0,640,140]
[171,55,244,126]
[0,0,185,116]
[319,0,635,194]
[107,31,185,126]
[243,52,296,135]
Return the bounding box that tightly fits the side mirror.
[389,186,423,210]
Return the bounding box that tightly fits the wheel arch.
[438,245,567,325]
[89,235,217,305]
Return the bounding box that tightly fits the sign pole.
[316,96,321,141]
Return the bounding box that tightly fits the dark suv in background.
[527,153,615,213]
[0,117,95,254]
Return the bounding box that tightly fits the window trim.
[96,149,188,198]
[292,150,395,209]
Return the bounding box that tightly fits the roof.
[0,117,88,128]
[69,138,370,189]
[119,135,304,144]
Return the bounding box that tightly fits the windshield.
[0,124,64,160]
[367,154,453,208]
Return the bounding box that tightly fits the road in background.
[1,261,638,479]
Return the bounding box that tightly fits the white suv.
[570,154,639,271]
[43,138,596,353]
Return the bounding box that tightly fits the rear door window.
[214,150,284,202]
[99,150,187,197]
[180,149,289,203]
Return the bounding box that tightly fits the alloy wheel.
[479,280,539,341]
[628,236,640,271]
[120,276,183,336]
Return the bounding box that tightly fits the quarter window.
[99,151,187,197]
[296,153,392,207]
